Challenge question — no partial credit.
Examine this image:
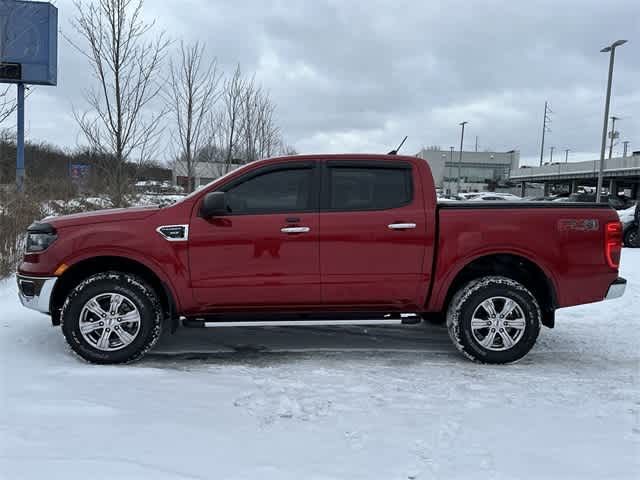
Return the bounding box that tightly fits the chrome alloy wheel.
[78,293,141,351]
[470,296,526,351]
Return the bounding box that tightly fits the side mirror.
[200,191,227,217]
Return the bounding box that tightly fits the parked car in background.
[564,193,634,210]
[436,194,461,202]
[523,196,555,201]
[458,192,483,200]
[620,203,639,248]
[468,192,523,201]
[469,194,508,201]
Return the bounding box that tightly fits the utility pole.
[458,121,468,194]
[539,101,552,166]
[475,135,478,152]
[550,146,555,163]
[608,115,619,159]
[596,40,627,203]
[622,141,630,157]
[449,146,454,194]
[564,148,570,163]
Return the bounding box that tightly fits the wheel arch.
[50,255,179,329]
[435,253,558,328]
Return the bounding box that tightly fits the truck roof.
[263,153,420,163]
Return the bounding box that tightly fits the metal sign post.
[16,82,24,191]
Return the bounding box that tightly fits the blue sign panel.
[70,163,90,182]
[0,1,58,85]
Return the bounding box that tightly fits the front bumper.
[605,277,626,300]
[16,274,57,314]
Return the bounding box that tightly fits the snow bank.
[1,252,639,479]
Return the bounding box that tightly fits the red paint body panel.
[189,212,321,310]
[428,207,619,311]
[318,157,434,308]
[18,154,620,317]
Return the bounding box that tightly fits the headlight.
[26,232,57,253]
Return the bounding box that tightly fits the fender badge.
[156,225,189,241]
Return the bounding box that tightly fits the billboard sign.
[0,1,58,85]
[69,163,90,185]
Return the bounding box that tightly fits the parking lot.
[1,250,638,480]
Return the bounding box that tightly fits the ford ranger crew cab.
[17,154,626,364]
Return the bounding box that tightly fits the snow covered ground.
[1,251,639,480]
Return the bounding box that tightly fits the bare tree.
[0,85,34,125]
[0,86,17,124]
[254,88,281,159]
[167,41,221,193]
[69,0,168,206]
[215,64,246,174]
[276,140,298,157]
[209,65,284,175]
[240,80,282,161]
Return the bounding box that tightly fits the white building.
[172,158,246,191]
[416,148,520,193]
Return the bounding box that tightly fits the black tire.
[446,276,541,364]
[61,272,163,364]
[623,225,640,248]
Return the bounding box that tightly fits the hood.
[43,206,160,229]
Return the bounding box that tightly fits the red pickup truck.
[17,154,626,364]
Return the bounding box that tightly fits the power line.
[539,101,552,166]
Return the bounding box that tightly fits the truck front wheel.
[446,276,541,364]
[61,272,163,364]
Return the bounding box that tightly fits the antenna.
[387,136,408,155]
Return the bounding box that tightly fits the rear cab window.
[323,161,413,211]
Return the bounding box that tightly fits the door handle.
[281,226,311,234]
[388,223,417,230]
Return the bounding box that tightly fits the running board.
[183,318,420,328]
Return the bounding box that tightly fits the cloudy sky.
[11,0,640,165]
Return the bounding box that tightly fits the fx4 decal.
[558,219,599,232]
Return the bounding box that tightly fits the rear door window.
[326,165,412,211]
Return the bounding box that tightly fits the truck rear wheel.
[61,272,163,364]
[446,276,541,364]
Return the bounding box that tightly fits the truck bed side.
[427,202,620,311]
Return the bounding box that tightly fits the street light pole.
[449,146,454,194]
[564,148,570,163]
[596,40,627,203]
[457,121,468,194]
[550,146,555,163]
